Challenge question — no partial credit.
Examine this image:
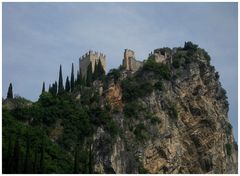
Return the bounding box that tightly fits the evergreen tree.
[39,138,44,173]
[76,70,80,85]
[33,147,38,173]
[65,76,70,92]
[86,63,93,86]
[12,137,20,173]
[73,144,79,173]
[23,133,30,173]
[42,82,45,94]
[97,60,105,80]
[5,136,13,173]
[7,83,13,99]
[48,85,52,94]
[53,81,58,95]
[58,65,64,95]
[71,63,75,92]
[93,60,98,81]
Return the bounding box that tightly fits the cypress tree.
[33,146,38,173]
[39,139,44,173]
[42,82,45,94]
[97,60,105,80]
[93,60,98,81]
[53,81,58,96]
[71,63,75,92]
[48,85,51,93]
[23,132,30,173]
[86,63,93,86]
[58,65,64,95]
[12,137,20,173]
[7,83,13,99]
[65,76,70,92]
[73,144,79,173]
[5,136,13,173]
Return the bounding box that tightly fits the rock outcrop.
[91,46,237,174]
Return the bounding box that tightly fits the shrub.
[134,123,148,141]
[168,105,178,119]
[172,60,180,68]
[142,59,171,80]
[184,41,198,51]
[108,69,121,82]
[154,81,163,91]
[150,116,161,124]
[124,102,139,118]
[225,143,232,156]
[226,123,232,135]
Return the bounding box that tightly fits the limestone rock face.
[91,49,237,174]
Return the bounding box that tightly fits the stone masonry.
[79,51,106,78]
[122,49,143,72]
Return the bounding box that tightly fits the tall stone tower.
[79,51,106,78]
[122,49,143,72]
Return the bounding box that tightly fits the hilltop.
[2,42,237,174]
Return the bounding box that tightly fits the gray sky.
[3,2,238,140]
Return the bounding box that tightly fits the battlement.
[79,50,106,78]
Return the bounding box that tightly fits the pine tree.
[86,63,93,86]
[65,76,70,92]
[71,63,75,92]
[33,147,38,173]
[42,82,45,94]
[58,65,64,95]
[12,137,20,173]
[7,83,13,99]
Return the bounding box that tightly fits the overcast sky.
[3,2,238,140]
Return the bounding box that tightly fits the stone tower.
[122,49,143,72]
[79,51,106,78]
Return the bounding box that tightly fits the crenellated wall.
[79,51,106,78]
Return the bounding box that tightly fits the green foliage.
[225,143,232,156]
[65,76,70,92]
[58,65,64,95]
[86,63,93,86]
[134,123,148,141]
[2,110,72,173]
[121,78,154,101]
[150,115,161,124]
[108,68,121,83]
[172,60,180,68]
[142,59,171,80]
[226,122,232,135]
[7,83,13,99]
[154,81,163,91]
[168,104,178,119]
[71,63,75,92]
[184,41,198,51]
[124,102,139,118]
[42,82,45,94]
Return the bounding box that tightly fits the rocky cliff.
[91,45,238,174]
[2,43,237,174]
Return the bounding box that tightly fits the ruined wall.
[123,49,143,72]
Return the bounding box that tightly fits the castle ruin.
[151,48,172,64]
[122,49,143,72]
[79,51,106,78]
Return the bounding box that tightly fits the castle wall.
[123,49,143,72]
[79,51,106,78]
